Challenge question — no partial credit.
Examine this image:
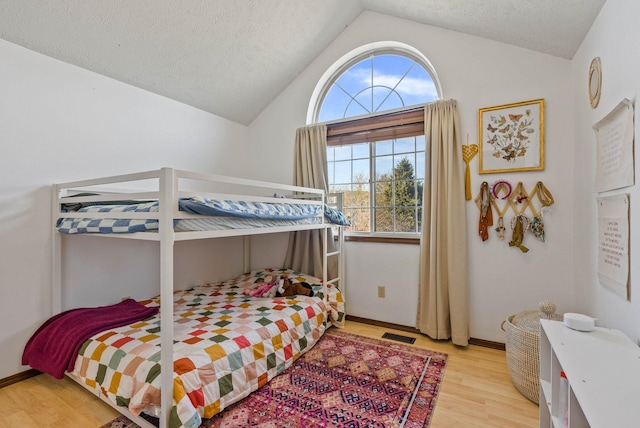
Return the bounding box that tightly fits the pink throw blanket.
[22,299,159,379]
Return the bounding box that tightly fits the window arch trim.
[307,41,443,125]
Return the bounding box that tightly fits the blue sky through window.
[318,54,438,123]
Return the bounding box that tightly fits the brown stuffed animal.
[277,278,314,297]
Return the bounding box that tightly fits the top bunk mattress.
[56,196,349,234]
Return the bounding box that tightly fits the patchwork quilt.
[56,197,349,234]
[71,269,345,428]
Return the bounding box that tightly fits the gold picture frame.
[478,98,544,174]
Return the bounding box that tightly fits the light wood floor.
[0,321,539,427]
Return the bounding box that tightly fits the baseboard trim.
[0,369,41,389]
[468,337,506,351]
[345,315,506,351]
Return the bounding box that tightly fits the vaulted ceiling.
[0,0,606,125]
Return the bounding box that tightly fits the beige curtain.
[417,100,469,346]
[284,125,338,281]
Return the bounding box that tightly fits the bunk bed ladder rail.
[52,184,62,315]
[324,192,345,298]
[325,226,344,289]
[158,167,176,428]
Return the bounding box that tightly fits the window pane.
[394,180,418,207]
[415,152,425,180]
[339,58,371,89]
[374,86,404,113]
[352,158,369,182]
[375,155,393,179]
[375,140,392,156]
[416,135,426,152]
[352,143,369,159]
[349,208,370,232]
[395,137,415,154]
[374,207,393,232]
[352,87,374,114]
[374,181,392,208]
[396,67,438,106]
[374,54,413,80]
[399,153,416,177]
[350,183,370,207]
[334,160,351,185]
[330,182,350,193]
[340,186,354,206]
[373,55,414,112]
[341,208,353,232]
[393,157,416,181]
[326,147,335,162]
[318,87,352,122]
[416,180,424,206]
[334,146,351,161]
[395,208,417,233]
[345,102,370,118]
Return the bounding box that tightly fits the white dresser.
[539,319,640,427]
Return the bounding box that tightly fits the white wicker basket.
[501,301,562,404]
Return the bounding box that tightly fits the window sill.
[344,235,420,245]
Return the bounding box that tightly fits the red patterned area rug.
[100,416,139,428]
[100,330,448,428]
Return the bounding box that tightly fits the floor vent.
[382,332,416,344]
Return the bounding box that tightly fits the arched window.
[311,43,441,236]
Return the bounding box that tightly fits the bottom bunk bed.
[23,268,344,428]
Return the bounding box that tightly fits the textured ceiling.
[0,0,606,125]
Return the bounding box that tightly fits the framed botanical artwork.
[478,98,544,174]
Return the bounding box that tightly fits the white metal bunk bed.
[49,167,345,428]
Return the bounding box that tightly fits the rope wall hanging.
[474,180,555,252]
[462,137,479,200]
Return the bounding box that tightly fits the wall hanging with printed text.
[593,98,635,193]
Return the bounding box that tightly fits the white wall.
[250,11,576,342]
[7,4,629,379]
[0,38,256,379]
[571,0,640,343]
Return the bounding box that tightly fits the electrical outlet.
[378,286,385,298]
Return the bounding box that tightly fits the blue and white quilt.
[56,197,349,234]
[181,196,322,219]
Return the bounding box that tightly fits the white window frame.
[309,42,442,238]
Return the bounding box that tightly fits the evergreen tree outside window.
[314,44,441,235]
